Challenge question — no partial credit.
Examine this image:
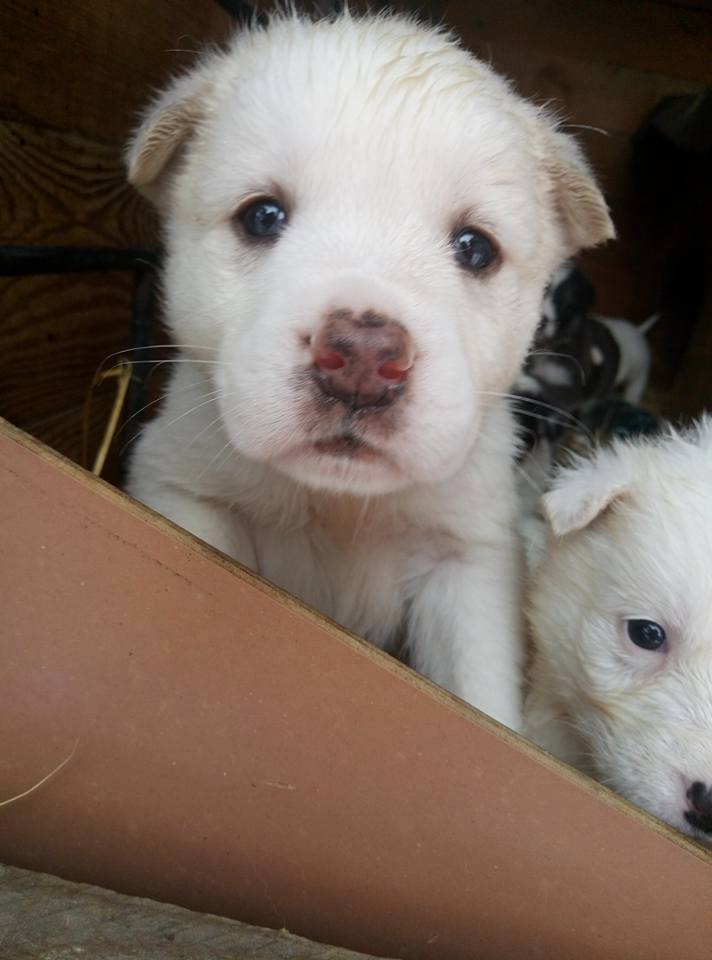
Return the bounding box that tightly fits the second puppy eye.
[236,197,288,240]
[626,619,667,652]
[452,227,498,273]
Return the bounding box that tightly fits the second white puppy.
[526,421,712,842]
[126,12,612,729]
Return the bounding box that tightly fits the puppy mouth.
[282,426,396,470]
[313,433,370,458]
[310,431,394,466]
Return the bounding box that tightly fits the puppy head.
[128,13,613,495]
[532,419,712,842]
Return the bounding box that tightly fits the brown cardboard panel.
[0,419,710,960]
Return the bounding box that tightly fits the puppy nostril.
[378,359,411,382]
[315,350,346,371]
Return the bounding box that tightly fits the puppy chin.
[274,446,411,496]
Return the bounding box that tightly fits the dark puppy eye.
[626,619,667,651]
[452,227,498,272]
[237,197,287,240]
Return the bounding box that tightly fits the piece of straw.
[0,739,79,808]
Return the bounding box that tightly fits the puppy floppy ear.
[126,66,216,205]
[544,129,616,254]
[541,452,630,536]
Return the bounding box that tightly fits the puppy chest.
[254,525,404,644]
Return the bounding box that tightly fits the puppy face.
[533,422,712,842]
[128,15,612,495]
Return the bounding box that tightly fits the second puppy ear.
[541,452,631,536]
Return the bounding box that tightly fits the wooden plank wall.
[1,0,711,471]
[0,0,233,469]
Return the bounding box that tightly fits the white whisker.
[198,436,237,481]
[526,350,586,384]
[118,376,217,437]
[478,390,594,442]
[119,389,228,459]
[564,123,609,137]
[97,343,220,369]
[187,398,240,448]
[121,358,229,366]
[514,462,543,495]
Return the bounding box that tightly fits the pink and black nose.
[685,781,712,834]
[311,310,414,410]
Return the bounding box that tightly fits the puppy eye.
[452,227,498,273]
[237,197,288,240]
[626,619,667,651]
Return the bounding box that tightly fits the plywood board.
[0,419,710,958]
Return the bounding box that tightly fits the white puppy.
[525,420,712,842]
[126,12,612,730]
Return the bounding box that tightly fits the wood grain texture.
[0,121,157,246]
[0,271,135,424]
[466,42,705,138]
[0,0,234,142]
[446,0,712,85]
[0,120,160,462]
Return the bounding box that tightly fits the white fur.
[125,12,612,730]
[525,420,712,842]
